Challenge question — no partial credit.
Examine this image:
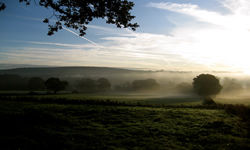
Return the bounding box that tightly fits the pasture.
[0,93,250,150]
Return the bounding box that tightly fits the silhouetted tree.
[176,82,193,94]
[132,78,160,91]
[203,97,216,105]
[0,74,28,90]
[115,81,132,92]
[97,78,111,92]
[28,77,45,92]
[221,77,244,95]
[245,82,250,92]
[193,74,222,104]
[0,2,5,11]
[76,78,96,93]
[0,0,139,36]
[45,77,68,94]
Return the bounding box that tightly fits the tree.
[221,77,244,95]
[76,78,96,93]
[97,78,111,92]
[28,77,45,91]
[0,0,139,36]
[176,82,193,94]
[0,74,28,90]
[192,74,222,104]
[132,78,160,91]
[0,2,6,11]
[245,82,250,92]
[115,81,131,92]
[45,77,68,94]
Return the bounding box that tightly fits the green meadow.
[0,94,249,150]
[30,93,204,105]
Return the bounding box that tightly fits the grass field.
[2,89,250,104]
[2,90,250,105]
[0,95,250,150]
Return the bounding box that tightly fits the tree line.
[0,74,248,96]
[0,74,163,94]
[0,75,110,94]
[0,75,68,94]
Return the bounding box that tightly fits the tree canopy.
[0,74,28,90]
[132,78,160,91]
[97,78,111,91]
[28,77,45,91]
[76,78,111,93]
[192,74,222,97]
[45,77,68,94]
[76,78,96,93]
[0,2,5,11]
[176,82,193,94]
[0,0,139,36]
[221,77,244,95]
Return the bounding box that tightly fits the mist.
[1,67,250,104]
[105,71,250,105]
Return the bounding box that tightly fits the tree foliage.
[114,81,131,92]
[176,82,193,94]
[45,77,68,94]
[132,78,160,91]
[76,78,96,92]
[97,78,111,91]
[0,74,28,90]
[1,0,139,36]
[76,78,111,93]
[192,74,222,97]
[0,2,6,11]
[221,77,244,95]
[28,77,45,91]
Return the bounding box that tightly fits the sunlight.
[243,69,250,75]
[148,0,250,72]
[172,20,250,72]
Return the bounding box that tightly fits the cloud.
[148,0,250,30]
[1,33,189,70]
[147,2,223,24]
[87,25,114,32]
[145,0,250,71]
[62,27,100,46]
[2,0,250,72]
[25,41,90,48]
[222,0,250,15]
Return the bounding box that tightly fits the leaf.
[43,18,49,23]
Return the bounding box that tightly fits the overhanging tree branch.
[1,0,139,36]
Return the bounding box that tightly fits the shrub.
[225,104,250,121]
[202,97,216,106]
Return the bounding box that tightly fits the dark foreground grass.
[0,97,249,150]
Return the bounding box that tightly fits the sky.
[1,0,250,73]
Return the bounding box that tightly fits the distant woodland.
[0,74,165,94]
[0,67,249,95]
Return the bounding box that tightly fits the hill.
[0,66,201,87]
[0,66,146,78]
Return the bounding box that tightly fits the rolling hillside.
[0,66,146,78]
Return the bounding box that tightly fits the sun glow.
[155,0,250,72]
[3,0,250,72]
[243,69,250,75]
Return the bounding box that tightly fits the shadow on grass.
[0,96,250,149]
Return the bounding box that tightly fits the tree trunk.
[203,96,216,105]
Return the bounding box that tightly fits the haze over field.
[1,1,250,149]
[1,66,250,105]
[1,0,250,73]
